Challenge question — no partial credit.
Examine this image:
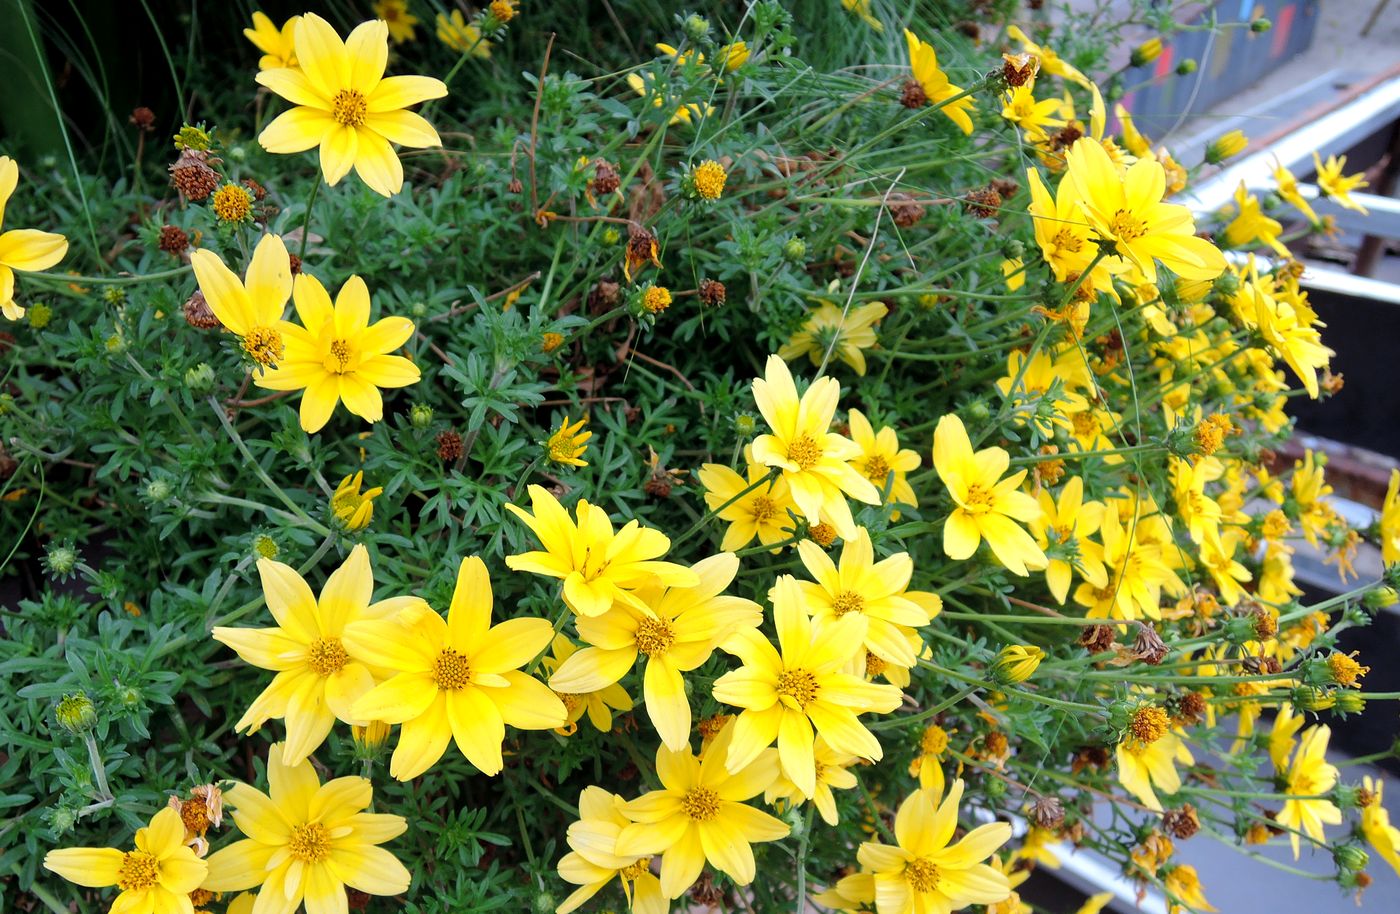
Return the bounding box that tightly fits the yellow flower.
[721,40,750,71]
[1025,166,1115,296]
[1313,151,1369,214]
[795,527,939,669]
[857,781,1013,914]
[990,645,1044,684]
[1164,864,1216,914]
[933,413,1045,576]
[548,553,761,750]
[1115,728,1192,811]
[816,873,876,913]
[994,347,1090,438]
[713,575,901,798]
[842,0,884,31]
[750,355,881,538]
[373,0,419,44]
[690,159,727,199]
[848,409,921,508]
[1002,82,1064,144]
[1248,266,1332,399]
[616,720,789,898]
[1204,129,1248,164]
[436,9,492,57]
[904,30,975,135]
[556,787,667,914]
[346,555,564,779]
[1199,527,1251,606]
[190,234,293,370]
[541,635,634,735]
[1276,722,1341,858]
[244,11,299,70]
[1131,38,1164,67]
[202,744,410,907]
[213,544,414,765]
[504,484,698,616]
[1065,138,1226,283]
[1075,498,1182,621]
[764,736,859,826]
[1028,475,1108,604]
[252,272,420,432]
[642,284,672,313]
[1272,157,1317,223]
[0,157,69,321]
[331,471,383,531]
[1222,182,1289,257]
[44,808,207,914]
[1361,776,1400,878]
[696,458,799,552]
[545,414,591,466]
[1075,892,1115,914]
[1006,25,1090,85]
[778,299,888,376]
[626,73,713,125]
[256,13,447,197]
[1381,469,1400,567]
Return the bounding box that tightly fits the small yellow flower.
[1381,469,1400,567]
[721,40,750,71]
[244,11,299,70]
[690,159,728,199]
[642,284,672,313]
[991,645,1044,684]
[1313,151,1369,213]
[211,183,255,224]
[545,414,592,467]
[1222,181,1289,257]
[331,470,383,531]
[696,458,799,552]
[626,73,714,125]
[847,409,921,508]
[45,808,207,914]
[556,787,666,914]
[541,331,565,352]
[842,0,884,31]
[1272,156,1318,223]
[1116,728,1192,811]
[904,29,975,134]
[436,9,492,57]
[373,0,420,44]
[778,299,888,376]
[1164,864,1216,914]
[0,157,70,321]
[1131,38,1164,67]
[1361,776,1400,878]
[540,635,633,735]
[489,1,519,24]
[1205,129,1248,164]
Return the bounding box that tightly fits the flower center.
[962,483,993,512]
[288,822,331,863]
[634,617,675,657]
[905,857,940,894]
[557,692,583,714]
[1051,229,1083,254]
[117,850,160,891]
[434,648,472,690]
[307,637,349,676]
[865,652,887,678]
[620,857,653,879]
[326,339,354,373]
[786,433,823,471]
[776,668,819,709]
[1072,411,1099,436]
[680,786,721,822]
[831,591,865,617]
[863,455,891,486]
[242,326,285,366]
[1107,208,1148,243]
[331,89,368,128]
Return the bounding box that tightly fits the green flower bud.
[1176,59,1198,76]
[55,693,97,733]
[983,775,1008,799]
[734,413,758,436]
[104,334,127,354]
[782,237,807,262]
[531,891,557,914]
[0,392,13,417]
[253,534,279,560]
[1002,239,1026,262]
[44,543,78,577]
[115,685,141,708]
[144,478,173,503]
[682,14,711,42]
[991,645,1044,684]
[602,227,621,245]
[1251,17,1272,33]
[27,302,53,329]
[409,301,429,319]
[1333,844,1367,872]
[1363,586,1397,609]
[966,400,991,422]
[185,362,216,392]
[410,403,435,428]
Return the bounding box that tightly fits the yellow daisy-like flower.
[904,30,975,135]
[1272,157,1318,223]
[795,527,939,669]
[202,744,411,910]
[713,575,902,798]
[1380,469,1400,568]
[44,808,207,914]
[750,355,881,539]
[1222,182,1289,258]
[778,299,888,376]
[626,73,713,125]
[436,10,492,58]
[1275,722,1342,858]
[330,470,382,531]
[615,720,789,899]
[1115,728,1192,811]
[1002,82,1064,144]
[504,484,699,616]
[1065,137,1226,283]
[0,157,69,321]
[842,0,884,31]
[545,414,592,466]
[1025,166,1115,298]
[373,0,419,44]
[933,413,1045,576]
[256,13,447,197]
[212,544,421,766]
[1164,865,1215,914]
[557,787,668,914]
[857,781,1013,914]
[346,555,565,779]
[541,635,634,735]
[548,552,761,750]
[1028,475,1107,604]
[190,233,293,369]
[764,735,860,826]
[245,11,299,70]
[1313,152,1368,213]
[1361,775,1400,878]
[848,409,920,508]
[255,272,421,433]
[696,458,799,552]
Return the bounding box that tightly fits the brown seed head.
[1078,624,1116,654]
[158,225,190,256]
[1163,804,1200,840]
[169,150,219,202]
[129,107,156,132]
[899,79,928,109]
[1133,622,1168,665]
[1030,796,1065,831]
[699,278,727,307]
[183,292,220,330]
[964,186,1002,219]
[436,430,464,461]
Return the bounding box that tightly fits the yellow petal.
[260,107,336,154]
[388,695,452,780]
[190,249,254,335]
[366,75,447,113]
[337,374,383,422]
[350,129,403,197]
[344,19,389,92]
[294,13,350,99]
[319,126,359,186]
[255,67,328,109]
[244,234,292,327]
[363,110,440,148]
[203,839,275,892]
[43,847,124,887]
[299,374,341,432]
[0,229,67,272]
[446,687,505,775]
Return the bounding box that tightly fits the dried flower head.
[1162,804,1200,840]
[158,225,190,257]
[130,107,157,132]
[182,292,220,330]
[169,149,220,202]
[699,278,727,307]
[964,186,1002,219]
[436,429,464,461]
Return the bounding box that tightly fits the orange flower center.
[1051,229,1083,254]
[634,617,675,657]
[242,326,285,366]
[776,668,819,709]
[326,338,354,373]
[786,434,823,471]
[434,648,473,689]
[331,89,368,128]
[962,482,993,512]
[680,786,721,822]
[1107,209,1148,243]
[831,591,865,617]
[750,494,779,523]
[620,857,653,879]
[307,637,349,676]
[288,822,331,863]
[117,850,160,891]
[863,455,891,486]
[905,857,941,893]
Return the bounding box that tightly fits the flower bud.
[185,362,216,392]
[1205,130,1248,165]
[144,478,173,503]
[984,775,1008,799]
[1363,587,1397,609]
[782,237,807,262]
[44,542,79,577]
[1130,38,1164,67]
[1333,845,1368,872]
[410,403,435,428]
[252,534,279,560]
[1176,59,1198,75]
[352,720,392,760]
[55,693,97,733]
[1251,17,1272,32]
[991,645,1044,684]
[734,413,757,436]
[682,14,711,41]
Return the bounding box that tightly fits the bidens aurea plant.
[7,4,1399,914]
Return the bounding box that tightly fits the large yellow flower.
[696,458,800,552]
[505,484,698,616]
[1,156,69,321]
[1275,722,1341,858]
[556,787,667,914]
[904,30,975,134]
[857,781,1013,914]
[615,721,789,898]
[346,555,565,779]
[256,13,447,197]
[245,12,299,70]
[1026,166,1115,297]
[751,355,881,539]
[548,553,760,750]
[203,744,411,911]
[777,300,889,376]
[933,413,1045,575]
[190,233,294,370]
[255,272,420,433]
[44,808,207,914]
[713,575,901,798]
[795,527,939,668]
[213,544,417,765]
[1065,138,1225,283]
